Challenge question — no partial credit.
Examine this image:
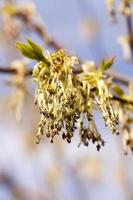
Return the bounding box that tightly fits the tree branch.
[112,95,133,105]
[0,67,32,76]
[0,66,131,86]
[0,66,133,105]
[14,11,62,50]
[0,5,132,106]
[9,8,132,87]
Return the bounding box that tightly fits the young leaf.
[16,39,50,65]
[112,85,125,97]
[26,39,45,61]
[100,57,115,72]
[16,42,37,59]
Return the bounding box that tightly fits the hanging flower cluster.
[16,39,120,151]
[112,83,133,154]
[82,60,119,135]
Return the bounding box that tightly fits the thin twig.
[112,95,133,105]
[0,66,131,85]
[0,67,32,76]
[0,66,133,105]
[14,11,62,50]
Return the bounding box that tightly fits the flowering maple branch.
[0,65,130,86]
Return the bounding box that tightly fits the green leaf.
[112,85,125,97]
[26,39,45,61]
[100,57,115,72]
[16,39,50,64]
[16,42,37,59]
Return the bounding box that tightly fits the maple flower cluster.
[113,82,133,154]
[17,41,118,150]
[16,39,121,151]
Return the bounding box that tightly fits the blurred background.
[0,0,133,199]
